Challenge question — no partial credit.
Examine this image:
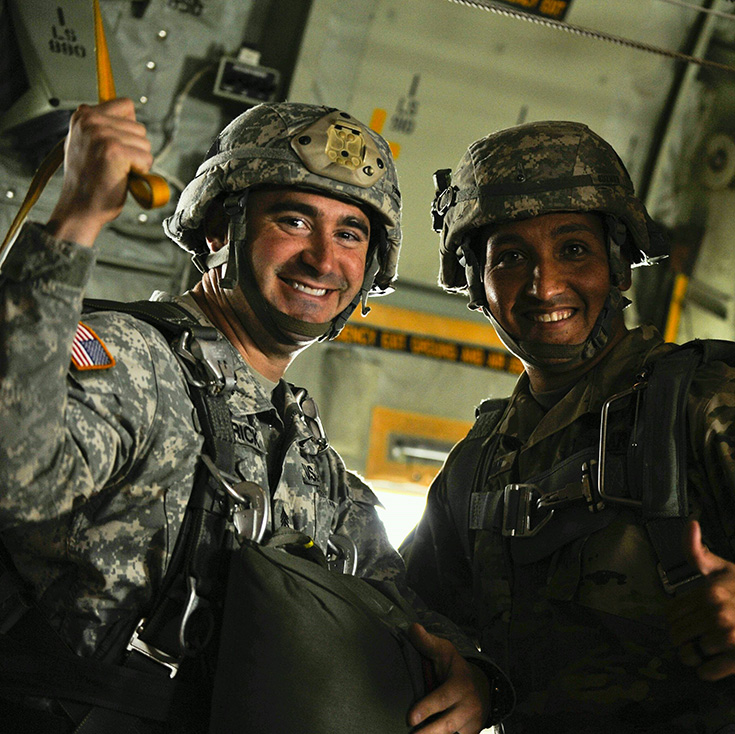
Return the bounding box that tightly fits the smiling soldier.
[0,99,513,732]
[401,121,735,732]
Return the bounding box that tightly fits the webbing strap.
[639,346,702,519]
[72,299,237,729]
[453,340,726,595]
[92,0,169,209]
[0,635,176,721]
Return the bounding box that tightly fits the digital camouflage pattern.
[0,222,488,671]
[402,324,735,732]
[163,103,402,293]
[434,120,652,296]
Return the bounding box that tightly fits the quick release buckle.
[175,330,236,396]
[502,462,603,538]
[127,620,179,678]
[502,483,565,537]
[200,454,270,544]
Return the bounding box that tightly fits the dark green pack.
[210,534,430,733]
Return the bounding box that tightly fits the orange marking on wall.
[370,108,388,134]
[370,107,400,159]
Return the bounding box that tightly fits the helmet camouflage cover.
[164,102,401,293]
[433,120,655,298]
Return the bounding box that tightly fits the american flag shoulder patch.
[71,322,116,371]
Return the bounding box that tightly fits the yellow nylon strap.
[663,272,689,343]
[0,1,170,262]
[93,0,169,209]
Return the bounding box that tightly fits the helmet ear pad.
[202,195,230,253]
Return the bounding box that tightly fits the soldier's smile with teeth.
[245,187,370,325]
[482,211,614,351]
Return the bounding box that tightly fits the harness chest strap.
[454,340,735,595]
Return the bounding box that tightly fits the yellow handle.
[93,0,169,209]
[128,171,171,210]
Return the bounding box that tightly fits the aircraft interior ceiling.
[2,0,734,544]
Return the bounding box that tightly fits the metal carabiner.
[200,454,270,544]
[178,574,214,656]
[327,533,358,575]
[174,330,236,396]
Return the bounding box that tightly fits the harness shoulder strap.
[0,299,240,732]
[639,338,735,592]
[445,398,510,564]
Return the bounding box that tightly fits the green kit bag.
[208,538,431,733]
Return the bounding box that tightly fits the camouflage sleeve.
[0,222,100,532]
[688,359,735,553]
[0,223,195,583]
[399,443,481,635]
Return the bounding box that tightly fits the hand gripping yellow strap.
[93,0,169,210]
[0,1,170,263]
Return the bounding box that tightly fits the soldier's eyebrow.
[550,222,600,238]
[265,200,370,238]
[487,222,601,247]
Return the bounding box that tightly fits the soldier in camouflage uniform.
[401,121,735,732]
[0,98,510,732]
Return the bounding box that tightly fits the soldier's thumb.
[685,519,727,576]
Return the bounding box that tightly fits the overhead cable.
[447,0,735,75]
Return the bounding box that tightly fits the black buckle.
[502,463,603,538]
[431,168,456,232]
[657,563,703,596]
[502,484,554,538]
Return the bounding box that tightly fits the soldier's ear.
[203,199,229,253]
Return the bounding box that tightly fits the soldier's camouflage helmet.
[431,121,662,370]
[164,102,401,341]
[165,103,401,285]
[433,120,657,296]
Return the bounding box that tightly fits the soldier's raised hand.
[668,519,735,680]
[47,98,153,247]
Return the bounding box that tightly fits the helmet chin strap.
[482,286,628,373]
[461,216,630,372]
[206,192,379,345]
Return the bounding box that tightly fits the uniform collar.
[498,325,670,448]
[151,290,279,416]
